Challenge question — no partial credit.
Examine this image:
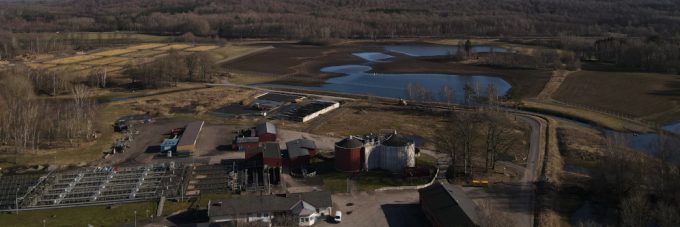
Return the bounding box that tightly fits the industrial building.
[176,121,204,155]
[334,132,416,172]
[256,122,277,142]
[285,138,317,168]
[282,101,340,123]
[232,121,278,150]
[419,182,480,227]
[208,191,332,226]
[246,142,283,168]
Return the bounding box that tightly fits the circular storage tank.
[378,133,416,172]
[335,137,363,172]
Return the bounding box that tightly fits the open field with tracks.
[552,70,680,123]
[26,43,268,77]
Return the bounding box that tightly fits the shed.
[256,122,277,142]
[160,138,179,153]
[177,121,204,155]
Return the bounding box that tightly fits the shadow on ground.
[167,209,209,225]
[381,204,430,227]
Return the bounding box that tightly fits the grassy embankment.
[317,152,437,193]
[0,193,233,227]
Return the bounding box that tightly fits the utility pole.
[134,210,137,227]
[15,187,19,214]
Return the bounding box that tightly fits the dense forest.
[0,0,679,38]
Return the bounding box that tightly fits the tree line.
[0,67,97,153]
[506,36,680,74]
[0,0,679,39]
[125,50,218,89]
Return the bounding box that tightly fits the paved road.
[316,190,428,227]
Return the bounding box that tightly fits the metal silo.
[378,133,416,172]
[334,136,363,172]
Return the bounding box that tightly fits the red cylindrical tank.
[334,137,363,172]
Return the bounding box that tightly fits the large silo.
[362,135,381,170]
[378,133,416,172]
[334,136,363,172]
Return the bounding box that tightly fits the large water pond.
[384,45,508,57]
[258,64,511,103]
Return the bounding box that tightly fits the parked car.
[334,211,342,223]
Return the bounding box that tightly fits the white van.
[334,211,342,223]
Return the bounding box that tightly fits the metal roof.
[246,142,281,159]
[286,139,316,158]
[178,121,204,147]
[418,182,480,226]
[335,137,364,149]
[382,133,413,147]
[208,191,331,217]
[256,122,277,135]
[160,139,179,147]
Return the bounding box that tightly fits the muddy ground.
[223,42,552,99]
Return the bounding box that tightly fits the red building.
[285,139,317,168]
[334,136,363,172]
[246,142,282,168]
[256,122,277,142]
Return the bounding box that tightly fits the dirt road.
[462,114,545,227]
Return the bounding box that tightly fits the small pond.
[384,45,508,57]
[258,64,511,104]
[352,52,394,62]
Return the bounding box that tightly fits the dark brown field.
[553,70,680,121]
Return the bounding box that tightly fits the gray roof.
[209,191,331,217]
[209,195,299,216]
[246,142,281,159]
[288,191,332,208]
[335,137,363,149]
[256,122,277,135]
[382,133,413,147]
[286,139,316,158]
[418,182,479,226]
[178,121,204,147]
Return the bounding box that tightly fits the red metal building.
[285,139,317,168]
[256,122,277,142]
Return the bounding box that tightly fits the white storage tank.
[377,132,416,172]
[363,137,380,170]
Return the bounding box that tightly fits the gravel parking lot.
[316,190,429,227]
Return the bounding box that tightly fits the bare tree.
[439,84,455,106]
[87,67,108,88]
[484,114,514,171]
